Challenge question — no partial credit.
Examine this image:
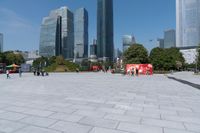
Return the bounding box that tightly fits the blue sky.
[0,0,175,52]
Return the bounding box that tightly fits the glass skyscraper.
[97,0,114,61]
[164,29,176,48]
[122,35,136,52]
[176,0,200,47]
[0,33,3,52]
[74,8,88,58]
[39,7,74,59]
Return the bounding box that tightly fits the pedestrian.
[19,68,22,77]
[6,70,10,79]
[136,68,139,76]
[131,68,135,76]
[33,69,36,76]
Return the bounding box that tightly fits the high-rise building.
[0,33,3,52]
[164,29,176,48]
[39,7,74,59]
[90,39,97,56]
[97,0,114,61]
[122,35,136,52]
[74,8,88,59]
[176,0,200,47]
[157,38,164,48]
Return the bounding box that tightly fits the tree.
[123,44,149,64]
[150,47,185,71]
[3,51,25,65]
[149,47,165,70]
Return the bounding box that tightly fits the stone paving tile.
[164,128,196,133]
[115,104,143,111]
[4,106,29,113]
[184,123,200,133]
[141,118,185,130]
[22,108,55,117]
[49,112,84,122]
[160,106,193,112]
[78,117,119,129]
[74,110,106,118]
[97,107,126,115]
[178,111,200,118]
[117,122,163,133]
[104,114,141,124]
[161,114,200,125]
[14,126,61,133]
[49,121,92,133]
[0,112,27,121]
[19,116,57,127]
[46,106,76,114]
[126,110,161,119]
[69,104,97,111]
[0,119,27,133]
[89,127,129,133]
[143,108,178,115]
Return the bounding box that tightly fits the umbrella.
[6,64,20,68]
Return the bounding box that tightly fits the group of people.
[33,69,49,76]
[128,67,139,76]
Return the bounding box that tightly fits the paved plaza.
[0,72,200,133]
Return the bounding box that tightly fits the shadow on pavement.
[167,76,200,90]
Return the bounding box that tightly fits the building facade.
[74,8,88,59]
[157,38,164,48]
[97,0,114,61]
[0,33,3,52]
[176,0,200,47]
[90,39,97,56]
[39,7,74,59]
[179,46,198,64]
[122,35,136,52]
[164,29,176,48]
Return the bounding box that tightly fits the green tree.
[149,47,165,70]
[32,56,48,69]
[123,44,149,64]
[0,52,5,63]
[150,47,185,71]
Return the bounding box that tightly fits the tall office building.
[0,33,3,52]
[97,0,114,61]
[164,29,176,48]
[39,7,74,59]
[176,0,200,47]
[90,39,97,56]
[122,35,136,52]
[74,8,88,59]
[157,38,164,48]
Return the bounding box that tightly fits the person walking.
[6,70,10,79]
[19,68,22,77]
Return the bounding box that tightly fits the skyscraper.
[122,35,136,52]
[97,0,114,61]
[39,7,74,59]
[74,8,88,59]
[90,39,97,56]
[157,38,164,48]
[164,29,176,48]
[176,0,200,47]
[0,33,3,52]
